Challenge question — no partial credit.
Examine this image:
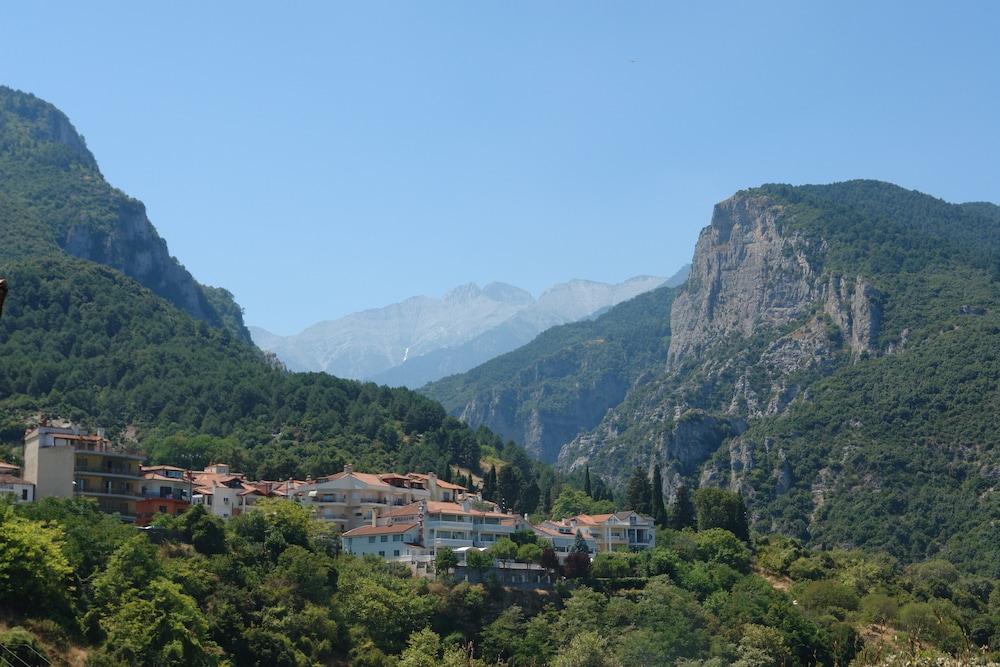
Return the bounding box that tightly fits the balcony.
[313,494,348,504]
[77,489,143,500]
[75,464,141,478]
[73,444,143,460]
[142,490,189,501]
[432,537,474,548]
[426,519,470,530]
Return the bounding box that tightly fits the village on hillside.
[2,423,656,585]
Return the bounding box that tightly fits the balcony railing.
[142,491,189,501]
[75,464,141,477]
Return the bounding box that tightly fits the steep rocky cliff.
[555,182,1000,567]
[0,86,250,342]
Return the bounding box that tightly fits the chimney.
[371,508,378,527]
[343,463,354,474]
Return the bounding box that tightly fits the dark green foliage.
[624,467,652,515]
[693,488,749,542]
[650,464,667,526]
[668,485,696,531]
[482,465,497,502]
[0,257,519,478]
[423,285,677,462]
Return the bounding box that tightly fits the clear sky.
[1,2,998,334]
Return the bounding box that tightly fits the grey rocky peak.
[556,187,887,495]
[252,275,667,386]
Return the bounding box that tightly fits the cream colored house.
[292,465,469,532]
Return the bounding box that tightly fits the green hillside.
[554,181,1000,575]
[422,284,676,462]
[0,86,541,497]
[0,86,250,342]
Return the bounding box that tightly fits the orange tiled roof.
[342,522,420,537]
[144,473,190,482]
[142,464,187,472]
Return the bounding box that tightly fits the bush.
[0,627,50,667]
[694,528,751,573]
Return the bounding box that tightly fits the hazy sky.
[2,2,998,334]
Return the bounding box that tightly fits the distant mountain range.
[249,267,689,388]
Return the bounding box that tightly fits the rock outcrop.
[556,190,885,491]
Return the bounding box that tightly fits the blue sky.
[2,2,998,334]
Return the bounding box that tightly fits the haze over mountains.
[250,268,688,388]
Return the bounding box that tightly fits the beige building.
[23,425,144,520]
[292,465,468,532]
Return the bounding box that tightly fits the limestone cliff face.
[556,191,884,491]
[60,197,222,327]
[668,195,819,367]
[459,366,630,463]
[667,194,882,368]
[0,86,249,341]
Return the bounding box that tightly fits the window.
[368,536,376,544]
[393,550,400,557]
[378,551,385,557]
[158,505,167,513]
[380,535,388,543]
[392,535,402,542]
[21,489,28,501]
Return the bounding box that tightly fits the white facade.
[292,465,468,532]
[342,523,426,559]
[0,474,34,503]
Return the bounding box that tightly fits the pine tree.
[482,465,497,501]
[668,485,696,530]
[584,466,592,498]
[650,464,667,527]
[625,467,652,515]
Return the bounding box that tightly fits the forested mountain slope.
[558,181,1000,573]
[0,86,250,342]
[0,86,541,494]
[423,284,677,462]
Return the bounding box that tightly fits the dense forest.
[0,85,547,503]
[3,493,1000,666]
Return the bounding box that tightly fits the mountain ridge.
[251,268,688,387]
[0,85,251,343]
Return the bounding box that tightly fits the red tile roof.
[342,522,420,537]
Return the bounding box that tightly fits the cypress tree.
[732,493,751,543]
[482,465,497,501]
[584,465,592,497]
[625,467,652,515]
[668,485,696,530]
[650,464,667,526]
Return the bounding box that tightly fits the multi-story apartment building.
[531,520,599,560]
[292,465,468,532]
[136,465,193,526]
[342,498,529,559]
[573,512,656,552]
[23,425,143,520]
